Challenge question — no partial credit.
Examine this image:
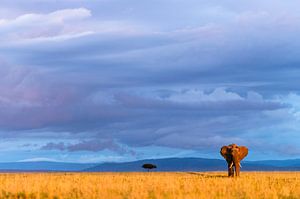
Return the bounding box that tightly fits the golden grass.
[0,172,298,199]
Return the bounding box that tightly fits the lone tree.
[142,163,157,172]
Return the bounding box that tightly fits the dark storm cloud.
[0,0,300,160]
[41,139,135,155]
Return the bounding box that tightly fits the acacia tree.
[142,163,157,172]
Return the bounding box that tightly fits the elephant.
[220,144,248,177]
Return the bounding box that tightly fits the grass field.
[0,172,298,199]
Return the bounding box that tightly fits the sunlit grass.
[0,172,298,198]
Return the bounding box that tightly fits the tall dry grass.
[0,172,298,199]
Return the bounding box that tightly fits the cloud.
[114,88,286,111]
[0,8,92,42]
[17,157,59,162]
[0,0,300,161]
[41,139,135,155]
[0,61,291,158]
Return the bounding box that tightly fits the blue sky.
[0,0,300,162]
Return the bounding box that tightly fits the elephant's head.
[220,144,248,177]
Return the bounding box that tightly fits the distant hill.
[84,157,300,172]
[84,158,224,172]
[0,161,97,172]
[245,159,300,167]
[0,158,299,172]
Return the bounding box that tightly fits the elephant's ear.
[238,146,248,161]
[220,146,229,159]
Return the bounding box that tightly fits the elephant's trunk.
[227,162,234,177]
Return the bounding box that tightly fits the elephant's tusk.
[239,162,242,168]
[229,162,233,168]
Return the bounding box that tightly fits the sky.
[0,0,300,163]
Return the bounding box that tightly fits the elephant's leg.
[230,167,234,177]
[231,167,234,177]
[235,164,240,177]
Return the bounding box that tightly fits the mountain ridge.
[85,157,300,172]
[0,158,299,172]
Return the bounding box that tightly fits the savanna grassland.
[0,172,298,199]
